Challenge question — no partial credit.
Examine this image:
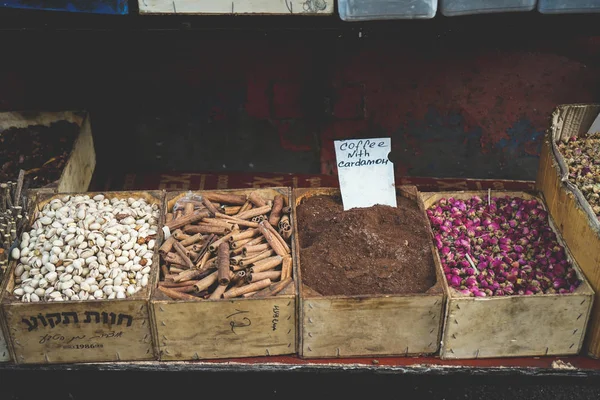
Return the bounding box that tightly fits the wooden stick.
[223,278,271,299]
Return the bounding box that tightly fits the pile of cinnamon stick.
[157,191,293,300]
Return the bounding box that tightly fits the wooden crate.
[536,103,600,358]
[419,190,595,359]
[0,111,96,194]
[293,187,445,359]
[0,274,10,362]
[1,191,164,364]
[138,0,334,15]
[150,187,297,360]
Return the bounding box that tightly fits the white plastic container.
[338,0,437,20]
[538,0,600,13]
[440,0,536,15]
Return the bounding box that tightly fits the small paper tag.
[334,137,396,210]
[588,112,600,134]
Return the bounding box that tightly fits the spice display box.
[150,188,296,361]
[1,191,164,364]
[0,111,96,194]
[536,103,600,358]
[293,187,445,359]
[419,190,594,359]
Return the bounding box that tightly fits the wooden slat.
[139,0,334,14]
[153,296,295,360]
[442,295,593,359]
[302,296,443,358]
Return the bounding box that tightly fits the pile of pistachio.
[558,134,600,219]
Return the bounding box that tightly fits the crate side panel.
[301,295,443,358]
[441,295,593,359]
[57,115,96,193]
[4,300,153,364]
[153,297,295,360]
[139,0,334,14]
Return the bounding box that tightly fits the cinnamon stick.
[209,284,228,300]
[234,205,272,220]
[208,230,239,252]
[166,213,174,223]
[249,256,283,273]
[222,205,242,215]
[230,255,243,265]
[264,220,290,254]
[193,271,218,293]
[281,254,293,280]
[231,237,253,249]
[158,286,202,301]
[268,195,284,226]
[166,209,211,230]
[203,192,247,205]
[242,243,270,256]
[172,240,195,269]
[257,221,288,256]
[246,270,281,283]
[229,228,259,243]
[174,266,214,283]
[238,200,253,213]
[247,191,267,207]
[217,242,231,285]
[159,280,200,288]
[201,218,235,230]
[183,224,228,235]
[223,278,271,299]
[202,197,219,216]
[169,285,196,293]
[183,202,195,216]
[215,213,259,228]
[180,233,204,247]
[252,277,293,298]
[239,249,274,267]
[172,229,191,241]
[159,236,176,256]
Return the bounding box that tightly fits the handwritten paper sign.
[334,138,396,210]
[588,112,600,134]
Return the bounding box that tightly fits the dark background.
[2,6,600,399]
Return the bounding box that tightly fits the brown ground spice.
[297,194,438,296]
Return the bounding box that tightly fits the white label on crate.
[334,137,396,210]
[588,112,600,134]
